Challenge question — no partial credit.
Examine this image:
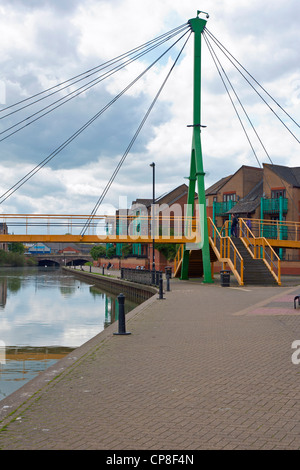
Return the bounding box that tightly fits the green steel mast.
[180,11,213,283]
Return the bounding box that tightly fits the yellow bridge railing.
[207,217,244,285]
[0,213,201,244]
[238,219,281,285]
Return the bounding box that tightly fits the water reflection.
[0,267,140,401]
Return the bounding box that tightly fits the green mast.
[180,11,213,283]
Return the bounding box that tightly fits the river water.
[0,266,140,401]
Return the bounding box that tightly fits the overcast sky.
[0,0,299,218]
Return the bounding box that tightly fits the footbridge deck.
[0,214,201,244]
[0,214,299,249]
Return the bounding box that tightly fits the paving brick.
[0,280,300,450]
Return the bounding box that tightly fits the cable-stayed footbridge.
[0,11,299,285]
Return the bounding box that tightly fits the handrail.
[246,218,300,243]
[174,244,184,276]
[207,218,244,285]
[239,219,281,285]
[260,237,281,285]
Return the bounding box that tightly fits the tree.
[155,243,177,261]
[90,245,106,260]
[106,246,116,259]
[8,242,25,254]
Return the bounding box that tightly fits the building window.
[271,189,286,198]
[223,193,236,202]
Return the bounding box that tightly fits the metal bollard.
[166,272,170,291]
[158,273,164,299]
[89,265,92,272]
[114,293,131,335]
[102,265,105,275]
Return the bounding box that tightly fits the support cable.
[205,28,300,143]
[0,23,188,115]
[203,31,274,165]
[203,31,300,218]
[0,29,190,205]
[203,31,262,169]
[80,31,192,236]
[0,25,190,141]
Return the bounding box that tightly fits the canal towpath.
[0,270,300,450]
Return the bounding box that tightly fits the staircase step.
[230,237,277,285]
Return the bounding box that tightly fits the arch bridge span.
[30,254,93,267]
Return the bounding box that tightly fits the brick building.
[205,165,263,228]
[205,163,300,260]
[105,184,189,271]
[0,223,8,251]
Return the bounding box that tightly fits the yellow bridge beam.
[0,234,197,244]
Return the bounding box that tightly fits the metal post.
[113,293,131,335]
[166,272,170,291]
[102,265,105,275]
[180,11,213,283]
[158,273,164,299]
[150,162,155,284]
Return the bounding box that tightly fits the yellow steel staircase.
[174,218,282,286]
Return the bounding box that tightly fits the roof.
[131,198,153,208]
[46,243,93,253]
[205,175,232,196]
[131,184,189,209]
[156,183,189,206]
[59,246,81,253]
[205,165,263,197]
[227,180,263,215]
[264,163,300,188]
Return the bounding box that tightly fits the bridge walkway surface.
[0,272,300,450]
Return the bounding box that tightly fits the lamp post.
[150,162,155,283]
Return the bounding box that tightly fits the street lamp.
[150,162,155,283]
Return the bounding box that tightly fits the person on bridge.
[231,215,238,237]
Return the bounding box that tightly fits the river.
[0,266,141,401]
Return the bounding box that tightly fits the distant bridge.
[26,253,93,267]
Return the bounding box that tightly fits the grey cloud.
[4,0,82,14]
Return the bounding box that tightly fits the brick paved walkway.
[0,277,300,450]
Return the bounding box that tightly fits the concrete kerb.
[0,273,158,427]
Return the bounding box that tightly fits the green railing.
[261,197,288,214]
[213,200,237,216]
[262,224,288,240]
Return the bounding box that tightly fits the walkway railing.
[238,218,300,247]
[239,219,281,285]
[208,218,244,285]
[174,244,184,277]
[120,267,163,286]
[0,213,200,244]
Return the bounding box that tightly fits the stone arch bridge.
[26,253,93,267]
